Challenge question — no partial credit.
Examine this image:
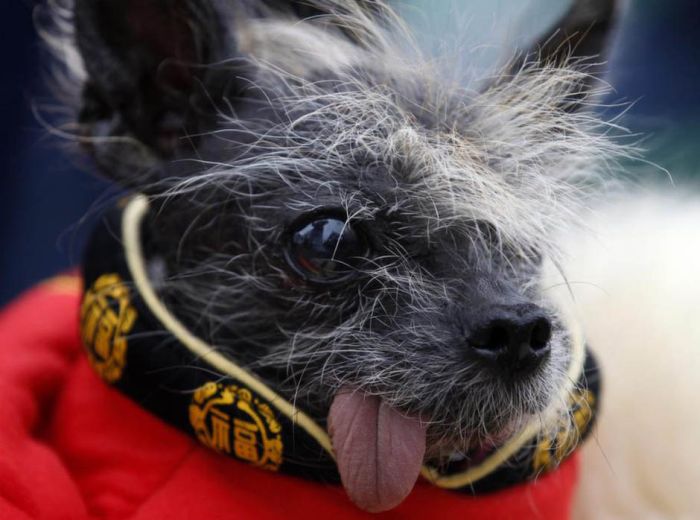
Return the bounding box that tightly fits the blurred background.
[1,0,699,305]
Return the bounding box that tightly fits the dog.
[34,0,696,517]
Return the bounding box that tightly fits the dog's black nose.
[468,304,552,372]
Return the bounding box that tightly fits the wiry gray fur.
[39,0,624,464]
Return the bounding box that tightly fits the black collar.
[80,195,601,494]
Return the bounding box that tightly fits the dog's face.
[59,0,618,512]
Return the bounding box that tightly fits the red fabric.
[0,277,579,520]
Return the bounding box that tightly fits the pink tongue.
[328,391,427,513]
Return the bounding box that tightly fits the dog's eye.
[285,213,368,284]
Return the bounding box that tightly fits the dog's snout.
[467,304,552,372]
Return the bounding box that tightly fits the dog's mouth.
[327,385,544,513]
[328,390,427,513]
[327,366,564,513]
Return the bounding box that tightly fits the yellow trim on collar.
[123,195,336,458]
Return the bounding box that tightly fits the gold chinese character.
[80,273,137,383]
[210,408,232,454]
[189,383,284,472]
[532,388,596,474]
[234,419,259,463]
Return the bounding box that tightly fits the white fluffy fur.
[548,193,700,519]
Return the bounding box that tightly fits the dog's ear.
[511,0,621,110]
[74,0,241,165]
[72,1,376,187]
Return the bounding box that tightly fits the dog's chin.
[325,380,552,514]
[422,372,561,464]
[423,410,531,463]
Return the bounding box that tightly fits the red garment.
[0,276,579,520]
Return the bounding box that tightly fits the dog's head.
[51,0,619,512]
